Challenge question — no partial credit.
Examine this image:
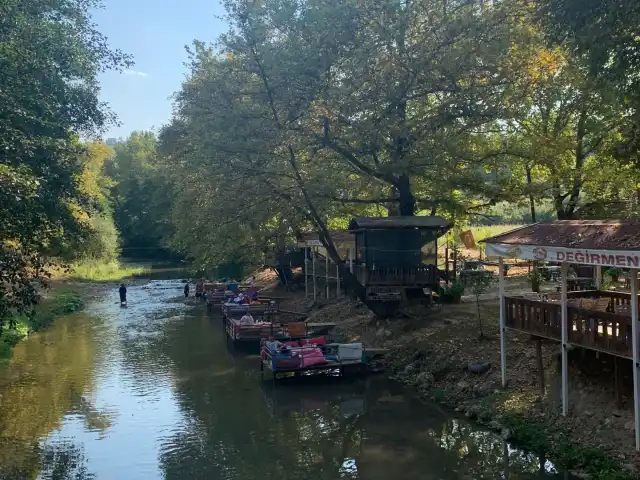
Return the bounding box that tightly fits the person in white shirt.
[239,313,254,325]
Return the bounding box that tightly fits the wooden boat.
[222,300,279,318]
[260,337,366,380]
[223,318,337,344]
[225,317,286,342]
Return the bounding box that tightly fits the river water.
[0,279,574,479]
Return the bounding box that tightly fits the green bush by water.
[0,289,85,362]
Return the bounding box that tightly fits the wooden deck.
[356,265,437,286]
[505,291,637,358]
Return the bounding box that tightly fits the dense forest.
[2,0,640,323]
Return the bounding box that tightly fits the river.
[0,279,575,479]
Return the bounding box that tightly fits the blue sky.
[93,0,227,140]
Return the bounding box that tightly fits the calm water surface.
[0,280,575,479]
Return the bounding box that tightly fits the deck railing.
[355,264,437,286]
[505,295,636,358]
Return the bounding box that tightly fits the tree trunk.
[525,165,536,222]
[317,230,389,316]
[397,174,415,216]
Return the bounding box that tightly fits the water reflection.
[0,280,576,479]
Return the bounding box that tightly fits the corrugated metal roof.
[348,216,452,231]
[481,220,640,251]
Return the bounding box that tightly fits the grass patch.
[67,259,149,282]
[0,286,85,363]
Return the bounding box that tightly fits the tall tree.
[0,0,130,326]
[539,0,640,160]
[108,132,172,259]
[159,0,540,311]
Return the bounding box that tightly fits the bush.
[439,282,465,303]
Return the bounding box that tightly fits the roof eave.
[479,222,542,244]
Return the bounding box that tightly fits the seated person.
[246,286,258,300]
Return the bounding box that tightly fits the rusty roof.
[348,216,452,231]
[480,220,640,251]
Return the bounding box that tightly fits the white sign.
[298,239,323,247]
[485,242,640,268]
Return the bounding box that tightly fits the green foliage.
[539,0,640,163]
[439,282,465,304]
[108,132,173,260]
[527,262,544,292]
[0,288,84,362]
[606,267,623,279]
[0,0,129,329]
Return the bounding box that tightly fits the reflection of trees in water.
[0,315,110,478]
[0,438,95,480]
[157,314,366,479]
[39,440,95,480]
[356,407,553,479]
[115,308,182,394]
[156,312,558,479]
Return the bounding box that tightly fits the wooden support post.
[325,253,329,299]
[336,264,341,298]
[499,258,506,388]
[596,266,603,290]
[536,338,545,398]
[561,262,569,416]
[452,249,457,282]
[349,248,354,273]
[312,248,317,302]
[631,268,640,450]
[304,246,309,298]
[444,245,449,280]
[503,441,509,479]
[615,356,622,409]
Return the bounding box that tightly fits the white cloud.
[123,69,148,77]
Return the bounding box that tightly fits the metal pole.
[336,264,341,297]
[349,247,354,273]
[304,246,309,298]
[325,252,329,298]
[561,262,569,416]
[499,258,506,388]
[313,248,317,302]
[631,269,640,450]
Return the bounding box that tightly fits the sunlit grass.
[62,260,149,282]
[445,224,524,247]
[467,224,524,243]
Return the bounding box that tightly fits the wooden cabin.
[348,216,452,301]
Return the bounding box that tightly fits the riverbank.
[1,260,149,363]
[0,283,85,362]
[54,259,149,282]
[261,275,639,480]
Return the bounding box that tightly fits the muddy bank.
[261,276,639,480]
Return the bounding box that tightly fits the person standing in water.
[119,284,127,304]
[184,283,190,298]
